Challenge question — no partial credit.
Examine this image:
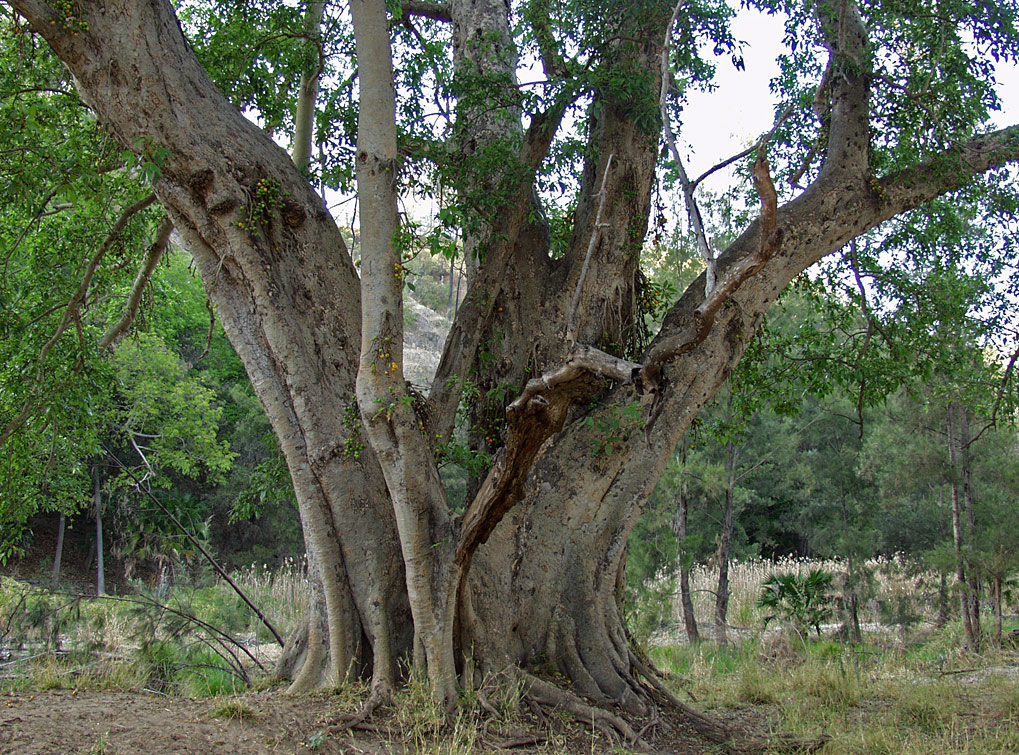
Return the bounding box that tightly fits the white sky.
[678,6,1019,196]
[677,10,786,186]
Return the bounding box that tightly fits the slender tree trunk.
[350,0,458,708]
[291,1,326,172]
[840,496,862,644]
[947,407,976,651]
[673,443,699,643]
[94,465,105,596]
[958,409,982,645]
[994,576,1003,644]
[51,512,65,582]
[714,441,737,646]
[936,571,949,628]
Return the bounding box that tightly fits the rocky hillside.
[403,297,451,389]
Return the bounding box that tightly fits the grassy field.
[2,557,1018,753]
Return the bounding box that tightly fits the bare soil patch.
[1,689,380,755]
[0,687,744,754]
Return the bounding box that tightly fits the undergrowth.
[3,560,1019,754]
[649,624,1019,754]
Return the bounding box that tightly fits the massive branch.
[817,0,872,179]
[427,100,569,439]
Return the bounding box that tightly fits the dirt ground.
[0,687,742,755]
[0,689,394,755]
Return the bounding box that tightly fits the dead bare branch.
[691,103,794,191]
[660,1,715,294]
[566,153,614,343]
[642,153,782,377]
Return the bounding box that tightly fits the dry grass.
[231,556,309,640]
[6,557,1018,754]
[671,555,944,636]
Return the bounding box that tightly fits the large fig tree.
[6,0,1019,742]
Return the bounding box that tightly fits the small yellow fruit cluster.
[236,178,285,232]
[52,0,88,34]
[376,349,400,375]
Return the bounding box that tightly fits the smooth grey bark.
[350,0,458,708]
[291,1,326,172]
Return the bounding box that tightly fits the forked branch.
[456,154,781,564]
[428,95,572,440]
[456,344,641,569]
[660,1,716,294]
[642,152,782,377]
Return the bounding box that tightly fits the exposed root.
[520,671,651,752]
[628,649,733,745]
[475,689,501,718]
[628,649,831,754]
[328,683,391,734]
[525,695,547,725]
[486,732,547,749]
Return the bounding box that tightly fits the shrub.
[758,568,835,638]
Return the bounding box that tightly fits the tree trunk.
[994,576,1003,644]
[936,571,949,628]
[290,2,326,173]
[947,405,976,651]
[94,465,105,596]
[673,442,699,643]
[51,512,65,582]
[840,496,862,644]
[13,0,1019,729]
[350,0,458,708]
[714,441,737,646]
[958,409,982,645]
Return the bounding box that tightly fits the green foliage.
[110,332,235,483]
[0,24,153,559]
[758,568,835,637]
[625,577,675,649]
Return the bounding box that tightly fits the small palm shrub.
[758,568,835,638]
